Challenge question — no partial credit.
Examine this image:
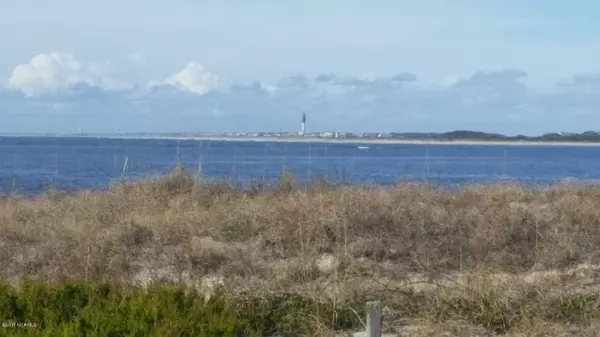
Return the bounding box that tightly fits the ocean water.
[2,136,600,195]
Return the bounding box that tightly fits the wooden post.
[366,301,381,337]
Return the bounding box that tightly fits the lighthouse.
[301,112,306,135]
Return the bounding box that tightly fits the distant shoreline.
[95,135,600,147]
[5,134,600,146]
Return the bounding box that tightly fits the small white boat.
[357,146,370,150]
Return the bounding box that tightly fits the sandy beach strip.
[95,135,600,147]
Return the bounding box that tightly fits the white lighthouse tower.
[301,112,306,135]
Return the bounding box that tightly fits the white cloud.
[7,52,129,96]
[164,62,220,95]
[8,52,87,95]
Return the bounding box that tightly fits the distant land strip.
[4,130,600,145]
[190,130,600,143]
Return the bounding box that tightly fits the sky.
[1,1,600,135]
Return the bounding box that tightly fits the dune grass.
[1,168,600,336]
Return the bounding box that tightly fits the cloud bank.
[2,52,600,135]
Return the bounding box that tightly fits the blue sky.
[1,1,600,135]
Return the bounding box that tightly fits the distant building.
[301,112,306,135]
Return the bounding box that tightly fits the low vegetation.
[1,168,600,336]
[390,129,600,142]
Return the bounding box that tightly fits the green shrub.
[0,283,362,337]
[238,292,360,336]
[0,283,245,337]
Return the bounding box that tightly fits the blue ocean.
[2,136,600,195]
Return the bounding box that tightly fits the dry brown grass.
[2,168,600,336]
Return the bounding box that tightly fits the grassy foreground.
[2,169,600,336]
